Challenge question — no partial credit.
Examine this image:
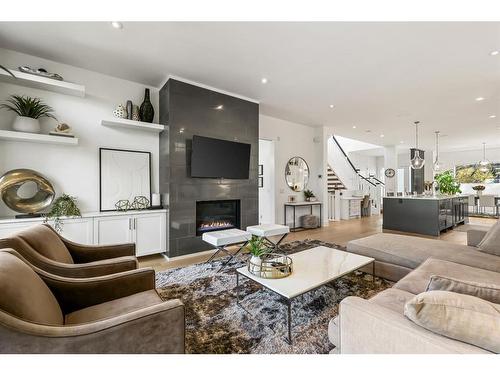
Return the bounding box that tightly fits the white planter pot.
[12,116,41,133]
[249,255,262,276]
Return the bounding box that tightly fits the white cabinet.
[93,215,133,245]
[340,198,362,220]
[133,213,167,256]
[51,218,93,244]
[0,221,34,238]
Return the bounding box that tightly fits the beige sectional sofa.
[330,226,500,354]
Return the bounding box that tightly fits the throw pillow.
[404,291,500,353]
[477,220,500,256]
[427,275,500,304]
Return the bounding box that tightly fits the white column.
[317,126,331,226]
[384,146,398,193]
[424,150,434,181]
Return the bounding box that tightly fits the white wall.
[258,139,275,224]
[259,115,324,226]
[0,48,160,217]
[348,152,377,177]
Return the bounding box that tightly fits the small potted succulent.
[0,94,57,133]
[472,185,486,196]
[246,235,270,276]
[44,194,81,233]
[304,189,316,202]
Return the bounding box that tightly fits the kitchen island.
[383,195,468,236]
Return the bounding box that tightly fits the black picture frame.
[258,176,263,188]
[99,147,152,212]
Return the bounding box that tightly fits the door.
[258,139,275,224]
[94,215,132,246]
[132,212,166,257]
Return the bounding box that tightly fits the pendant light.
[410,121,425,170]
[478,142,491,173]
[433,131,442,172]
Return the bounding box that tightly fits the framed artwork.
[99,148,152,211]
[258,176,263,188]
[258,164,263,176]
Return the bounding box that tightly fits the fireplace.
[196,200,241,236]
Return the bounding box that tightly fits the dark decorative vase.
[139,88,155,123]
[126,100,132,120]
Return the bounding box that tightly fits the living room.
[1,1,499,373]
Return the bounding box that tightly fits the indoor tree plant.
[44,194,81,233]
[0,94,57,133]
[246,235,270,276]
[434,171,462,195]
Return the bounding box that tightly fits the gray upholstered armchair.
[0,223,138,277]
[0,249,185,354]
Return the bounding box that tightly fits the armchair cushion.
[65,290,162,324]
[478,220,500,256]
[16,225,73,264]
[0,252,63,325]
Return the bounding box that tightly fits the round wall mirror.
[285,157,310,192]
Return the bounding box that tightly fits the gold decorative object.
[0,169,55,216]
[247,253,293,279]
[131,195,150,210]
[115,199,131,211]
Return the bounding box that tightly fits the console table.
[284,201,322,232]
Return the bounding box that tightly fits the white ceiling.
[0,22,499,152]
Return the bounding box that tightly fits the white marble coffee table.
[236,246,374,344]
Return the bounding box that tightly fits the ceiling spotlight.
[215,105,224,110]
[329,104,334,109]
[489,115,497,119]
[261,78,268,84]
[490,50,499,56]
[111,21,123,29]
[352,125,356,129]
[475,97,485,101]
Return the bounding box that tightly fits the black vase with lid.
[139,88,155,123]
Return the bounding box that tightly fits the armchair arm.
[0,299,185,353]
[467,229,488,247]
[40,267,156,314]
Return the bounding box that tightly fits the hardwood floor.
[138,215,496,272]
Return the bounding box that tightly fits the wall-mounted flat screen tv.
[191,135,251,179]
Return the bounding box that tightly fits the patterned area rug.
[156,239,392,354]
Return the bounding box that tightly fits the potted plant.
[472,185,486,196]
[44,194,81,233]
[0,94,57,133]
[434,171,462,195]
[246,235,270,276]
[304,189,315,202]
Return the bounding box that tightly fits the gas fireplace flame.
[199,220,233,229]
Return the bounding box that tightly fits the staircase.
[327,165,346,192]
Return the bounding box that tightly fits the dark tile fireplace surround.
[159,79,259,257]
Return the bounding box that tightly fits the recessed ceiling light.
[380,134,385,138]
[111,21,123,29]
[489,115,497,119]
[490,50,499,56]
[261,78,268,84]
[215,105,224,110]
[352,125,356,129]
[400,140,404,144]
[329,104,334,109]
[475,97,485,101]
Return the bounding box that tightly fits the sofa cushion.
[347,233,500,274]
[0,252,63,325]
[478,220,500,256]
[395,258,500,296]
[368,288,415,314]
[65,290,162,324]
[404,291,500,353]
[16,224,73,264]
[427,275,500,304]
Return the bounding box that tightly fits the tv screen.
[191,135,251,179]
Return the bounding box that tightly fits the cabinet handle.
[133,218,136,230]
[129,218,132,230]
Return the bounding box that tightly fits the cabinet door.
[57,218,94,245]
[133,213,166,257]
[0,221,40,239]
[94,216,133,246]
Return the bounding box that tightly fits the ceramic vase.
[126,100,133,120]
[139,88,155,123]
[113,104,127,119]
[12,116,40,133]
[249,255,262,277]
[131,105,140,121]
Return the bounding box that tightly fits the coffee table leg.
[372,261,375,284]
[236,272,240,304]
[287,299,292,345]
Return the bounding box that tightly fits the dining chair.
[467,194,477,214]
[479,195,496,216]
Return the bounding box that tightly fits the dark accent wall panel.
[159,79,259,257]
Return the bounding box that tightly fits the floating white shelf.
[0,69,85,97]
[0,129,79,146]
[101,118,165,133]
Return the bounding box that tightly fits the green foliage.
[246,235,271,257]
[303,189,315,199]
[0,95,57,120]
[44,194,81,232]
[0,64,15,78]
[435,171,462,195]
[455,166,494,184]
